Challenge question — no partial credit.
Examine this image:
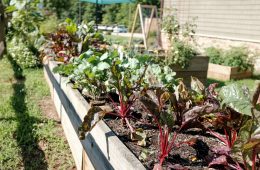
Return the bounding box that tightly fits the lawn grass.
[207,75,260,93]
[105,34,143,46]
[0,57,75,169]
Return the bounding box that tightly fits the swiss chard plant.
[207,83,260,169]
[140,89,177,169]
[106,54,153,135]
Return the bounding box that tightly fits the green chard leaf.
[219,83,252,116]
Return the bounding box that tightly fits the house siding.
[163,0,260,42]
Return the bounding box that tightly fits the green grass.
[0,57,75,169]
[207,76,260,92]
[105,34,143,46]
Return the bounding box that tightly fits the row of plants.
[205,46,252,71]
[45,19,260,169]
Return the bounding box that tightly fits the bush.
[224,47,250,70]
[8,38,40,68]
[205,46,251,70]
[205,47,223,65]
[39,16,59,34]
[167,40,196,68]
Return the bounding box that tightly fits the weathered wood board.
[44,60,146,170]
[171,56,209,86]
[207,63,252,81]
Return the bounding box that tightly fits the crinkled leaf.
[97,62,110,71]
[219,84,252,116]
[256,104,260,111]
[233,120,253,154]
[131,128,147,146]
[139,95,160,118]
[252,83,260,107]
[100,52,108,61]
[139,148,154,161]
[146,90,160,106]
[79,106,109,140]
[160,110,175,127]
[175,81,189,101]
[180,105,214,130]
[208,155,228,168]
[79,50,93,59]
[160,92,170,106]
[191,76,205,94]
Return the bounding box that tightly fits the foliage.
[205,46,251,71]
[207,83,260,169]
[6,0,44,68]
[41,28,79,62]
[140,89,177,168]
[69,50,116,99]
[8,38,40,68]
[224,47,251,70]
[166,40,197,69]
[39,15,59,34]
[41,20,109,62]
[205,47,223,65]
[79,106,111,140]
[162,13,197,68]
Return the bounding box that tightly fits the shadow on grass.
[7,55,48,170]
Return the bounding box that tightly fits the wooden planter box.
[207,63,252,81]
[170,56,209,86]
[43,60,146,170]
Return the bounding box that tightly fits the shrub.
[8,38,40,68]
[205,47,224,65]
[205,46,251,70]
[162,13,197,68]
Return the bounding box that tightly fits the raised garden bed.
[43,59,146,170]
[207,63,252,81]
[43,59,227,170]
[171,55,209,86]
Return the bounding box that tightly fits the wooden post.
[129,4,161,50]
[155,6,162,48]
[129,6,139,48]
[138,4,147,49]
[145,7,155,42]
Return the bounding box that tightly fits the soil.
[38,96,60,123]
[38,96,76,170]
[103,100,225,170]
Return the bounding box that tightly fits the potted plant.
[205,46,252,81]
[161,13,209,86]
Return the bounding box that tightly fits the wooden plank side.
[44,63,83,169]
[208,63,232,75]
[169,56,209,71]
[44,60,146,170]
[207,63,252,81]
[82,150,95,170]
[61,103,83,170]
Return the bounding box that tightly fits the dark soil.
[103,100,225,170]
[104,118,224,170]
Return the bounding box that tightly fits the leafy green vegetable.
[219,83,252,116]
